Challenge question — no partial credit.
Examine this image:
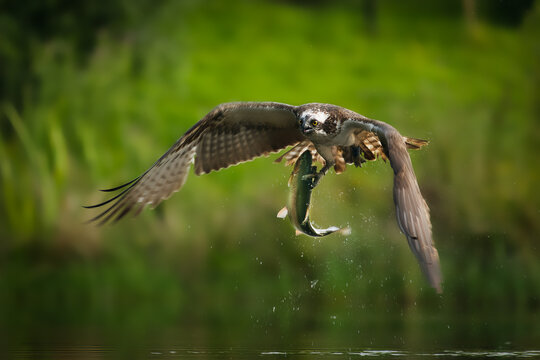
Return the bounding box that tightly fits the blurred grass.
[0,0,539,333]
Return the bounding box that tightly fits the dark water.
[4,315,540,359]
[7,347,540,359]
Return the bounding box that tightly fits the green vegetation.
[1,0,539,345]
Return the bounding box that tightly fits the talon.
[311,173,323,188]
[301,171,324,188]
[301,174,316,181]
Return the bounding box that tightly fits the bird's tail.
[404,137,429,150]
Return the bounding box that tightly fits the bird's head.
[299,109,334,137]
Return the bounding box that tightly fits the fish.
[277,150,351,237]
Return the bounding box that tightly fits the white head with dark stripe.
[298,104,340,138]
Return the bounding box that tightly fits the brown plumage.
[85,101,442,293]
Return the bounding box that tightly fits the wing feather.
[339,117,441,293]
[384,127,442,293]
[86,102,303,224]
[274,140,325,167]
[194,112,304,175]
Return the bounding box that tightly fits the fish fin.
[277,207,288,219]
[295,229,303,236]
[339,226,352,236]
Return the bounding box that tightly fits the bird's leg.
[302,163,331,188]
[301,145,334,188]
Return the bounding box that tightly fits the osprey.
[86,102,442,293]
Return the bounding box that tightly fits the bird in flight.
[86,102,442,292]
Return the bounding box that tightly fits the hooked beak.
[301,122,314,135]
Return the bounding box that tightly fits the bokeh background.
[1,0,539,355]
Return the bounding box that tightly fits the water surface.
[5,314,539,359]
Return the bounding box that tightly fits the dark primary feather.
[83,178,140,209]
[94,177,141,193]
[85,102,303,224]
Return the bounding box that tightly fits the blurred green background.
[1,0,539,354]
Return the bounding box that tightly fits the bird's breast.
[329,130,356,146]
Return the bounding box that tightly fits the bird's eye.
[310,119,319,127]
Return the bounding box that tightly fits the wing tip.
[423,256,443,294]
[84,178,143,225]
[98,177,140,192]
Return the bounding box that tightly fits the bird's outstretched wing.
[384,128,442,293]
[344,117,442,293]
[85,102,304,224]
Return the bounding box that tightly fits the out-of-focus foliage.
[0,0,539,340]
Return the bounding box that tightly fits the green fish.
[277,150,351,237]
